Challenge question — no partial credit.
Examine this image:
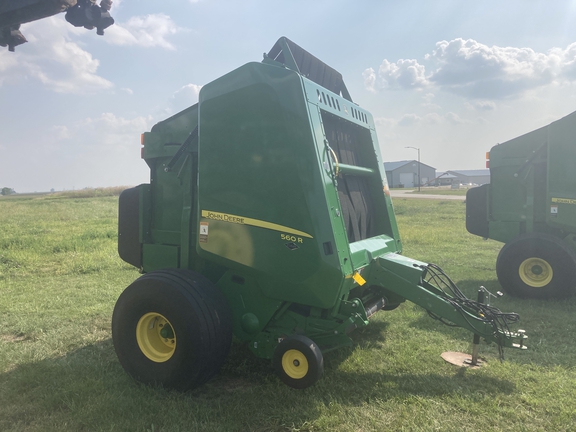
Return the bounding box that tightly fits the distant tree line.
[1,187,16,195]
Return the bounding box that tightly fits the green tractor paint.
[467,111,576,299]
[113,37,527,390]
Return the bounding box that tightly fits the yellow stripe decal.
[201,210,313,238]
[552,197,576,205]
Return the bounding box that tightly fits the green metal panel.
[216,271,284,342]
[487,119,547,243]
[485,110,576,244]
[546,111,576,233]
[488,221,522,244]
[302,78,401,249]
[142,244,179,271]
[489,126,546,217]
[139,104,202,273]
[196,62,350,309]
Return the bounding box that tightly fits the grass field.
[403,187,469,196]
[1,192,575,431]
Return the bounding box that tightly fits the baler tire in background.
[112,269,232,391]
[273,335,323,389]
[496,233,576,299]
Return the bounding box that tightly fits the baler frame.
[467,111,576,299]
[113,37,526,390]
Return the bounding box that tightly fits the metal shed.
[384,160,436,188]
[446,169,490,185]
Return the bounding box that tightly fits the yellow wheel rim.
[519,257,553,288]
[136,312,176,363]
[282,349,309,379]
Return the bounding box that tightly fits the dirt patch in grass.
[0,333,29,343]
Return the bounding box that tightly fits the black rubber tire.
[496,233,576,299]
[112,269,232,391]
[273,335,324,389]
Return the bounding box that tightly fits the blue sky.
[2,0,576,192]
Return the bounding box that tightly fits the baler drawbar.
[112,37,527,390]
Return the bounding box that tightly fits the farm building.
[436,169,490,186]
[384,160,436,188]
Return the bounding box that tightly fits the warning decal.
[199,222,209,243]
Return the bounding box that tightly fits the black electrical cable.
[423,264,519,356]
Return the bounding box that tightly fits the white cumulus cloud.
[169,83,203,113]
[1,12,183,93]
[551,42,576,80]
[364,38,576,101]
[397,113,421,127]
[364,58,428,92]
[1,17,112,93]
[427,38,558,99]
[380,112,471,128]
[105,14,182,50]
[444,111,470,125]
[465,100,496,111]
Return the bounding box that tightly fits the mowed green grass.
[406,187,469,196]
[1,192,575,431]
